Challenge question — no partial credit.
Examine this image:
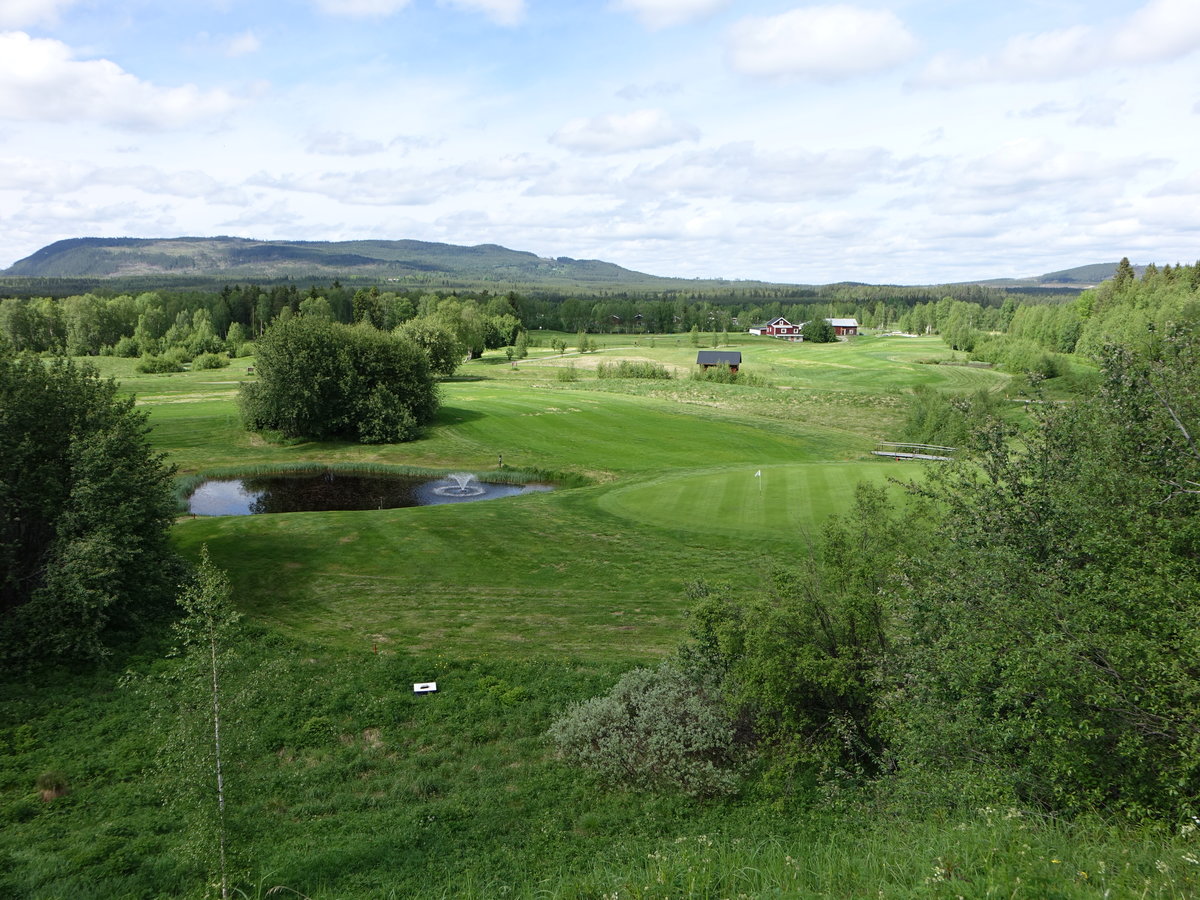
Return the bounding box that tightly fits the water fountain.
[432,472,487,497]
[187,470,550,515]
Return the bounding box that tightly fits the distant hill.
[967,261,1147,289]
[1,236,1144,295]
[0,236,750,291]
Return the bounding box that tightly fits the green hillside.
[2,236,785,292]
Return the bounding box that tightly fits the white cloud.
[0,0,77,28]
[1014,98,1123,128]
[916,139,1171,217]
[312,0,411,18]
[0,32,238,129]
[611,0,729,30]
[461,153,554,180]
[918,0,1200,87]
[0,157,249,204]
[615,80,682,101]
[226,30,261,57]
[625,142,901,202]
[1149,172,1200,197]
[306,131,387,156]
[247,169,448,205]
[551,108,699,155]
[438,0,525,26]
[1115,0,1200,64]
[90,166,249,204]
[727,5,918,80]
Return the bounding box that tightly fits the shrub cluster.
[136,348,188,373]
[0,352,180,661]
[191,352,230,370]
[899,385,1006,448]
[689,365,767,386]
[596,360,672,380]
[239,318,438,444]
[971,334,1065,379]
[548,661,743,797]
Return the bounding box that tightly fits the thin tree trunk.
[209,623,228,900]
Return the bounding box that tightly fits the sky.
[1,0,1199,284]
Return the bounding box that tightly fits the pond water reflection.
[187,472,552,516]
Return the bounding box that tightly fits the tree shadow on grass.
[434,405,486,426]
[171,520,332,622]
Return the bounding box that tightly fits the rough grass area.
[3,649,1194,899]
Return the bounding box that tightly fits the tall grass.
[596,360,673,380]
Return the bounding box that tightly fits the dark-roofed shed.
[696,351,741,372]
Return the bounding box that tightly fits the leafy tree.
[298,295,334,320]
[682,485,921,790]
[513,330,529,360]
[352,287,384,329]
[224,321,248,355]
[801,318,836,343]
[0,348,180,660]
[160,547,244,899]
[887,328,1200,816]
[395,318,464,377]
[239,317,438,443]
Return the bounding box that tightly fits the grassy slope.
[10,334,1187,899]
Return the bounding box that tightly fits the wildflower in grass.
[926,859,949,883]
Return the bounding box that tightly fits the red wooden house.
[747,316,802,341]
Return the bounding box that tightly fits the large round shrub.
[547,661,742,797]
[239,318,438,444]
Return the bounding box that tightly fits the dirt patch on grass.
[135,390,237,405]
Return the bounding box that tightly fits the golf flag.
[754,470,761,477]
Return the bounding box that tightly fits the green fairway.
[597,460,916,538]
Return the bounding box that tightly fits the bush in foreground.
[548,661,743,797]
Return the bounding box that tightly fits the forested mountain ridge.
[2,236,1157,293]
[2,236,731,290]
[966,260,1150,288]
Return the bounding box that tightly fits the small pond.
[187,472,552,516]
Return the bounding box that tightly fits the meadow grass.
[5,647,1193,900]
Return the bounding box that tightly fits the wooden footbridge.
[872,441,956,461]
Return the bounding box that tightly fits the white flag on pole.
[754,470,761,477]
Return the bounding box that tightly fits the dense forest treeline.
[0,276,1073,361]
[925,257,1200,379]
